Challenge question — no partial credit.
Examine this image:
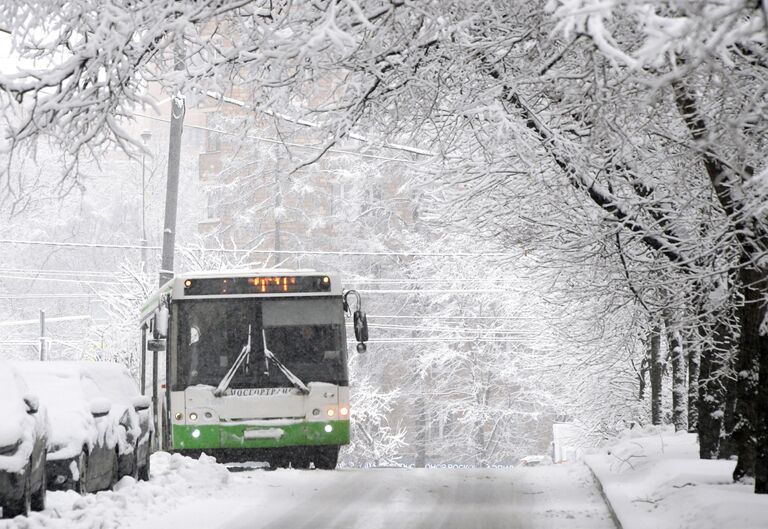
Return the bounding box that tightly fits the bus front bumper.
[172,420,350,450]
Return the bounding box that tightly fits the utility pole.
[39,309,45,361]
[159,44,185,287]
[141,129,152,272]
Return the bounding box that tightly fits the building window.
[206,192,219,219]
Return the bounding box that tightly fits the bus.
[138,270,368,469]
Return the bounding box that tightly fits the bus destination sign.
[183,275,331,295]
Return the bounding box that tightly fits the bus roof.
[140,269,343,320]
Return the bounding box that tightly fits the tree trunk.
[732,266,762,483]
[697,315,738,460]
[697,346,722,459]
[756,318,768,492]
[719,361,739,460]
[747,268,768,493]
[687,339,700,433]
[665,310,687,432]
[672,77,768,491]
[649,324,663,426]
[414,394,427,468]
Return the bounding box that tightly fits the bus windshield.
[171,297,348,391]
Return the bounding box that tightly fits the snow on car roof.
[13,361,99,458]
[15,360,139,403]
[0,361,31,448]
[70,361,140,404]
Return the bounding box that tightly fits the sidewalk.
[583,427,768,529]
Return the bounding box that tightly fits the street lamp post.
[140,129,152,271]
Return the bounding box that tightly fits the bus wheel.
[313,447,339,470]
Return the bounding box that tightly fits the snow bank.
[585,426,768,529]
[0,452,230,528]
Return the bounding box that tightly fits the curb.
[584,458,623,529]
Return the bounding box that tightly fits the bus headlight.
[339,406,349,417]
[326,408,336,418]
[191,429,201,439]
[324,425,333,433]
[189,412,198,421]
[174,412,183,421]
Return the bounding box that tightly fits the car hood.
[47,408,98,461]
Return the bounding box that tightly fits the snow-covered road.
[1,454,616,529]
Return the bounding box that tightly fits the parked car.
[518,454,553,467]
[74,362,153,481]
[13,361,152,494]
[0,362,48,518]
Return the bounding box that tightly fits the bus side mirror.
[353,310,368,345]
[155,305,169,339]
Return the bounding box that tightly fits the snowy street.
[0,454,615,529]
[3,1,768,527]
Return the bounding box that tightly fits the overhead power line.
[358,289,508,294]
[0,274,121,285]
[0,239,517,258]
[351,323,540,334]
[359,338,551,344]
[366,315,541,320]
[0,315,92,327]
[0,294,108,300]
[0,268,116,277]
[134,111,420,165]
[0,268,530,284]
[347,278,525,284]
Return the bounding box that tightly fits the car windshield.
[171,297,348,391]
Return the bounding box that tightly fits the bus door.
[142,305,169,451]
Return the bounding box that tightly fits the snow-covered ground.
[585,427,768,529]
[0,453,615,529]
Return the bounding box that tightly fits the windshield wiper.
[262,330,310,394]
[214,325,252,397]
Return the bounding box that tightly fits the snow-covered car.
[13,361,151,494]
[517,455,553,467]
[0,362,48,518]
[74,362,153,481]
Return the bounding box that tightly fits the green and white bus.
[139,270,368,469]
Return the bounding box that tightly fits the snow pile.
[585,426,768,529]
[0,452,230,528]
